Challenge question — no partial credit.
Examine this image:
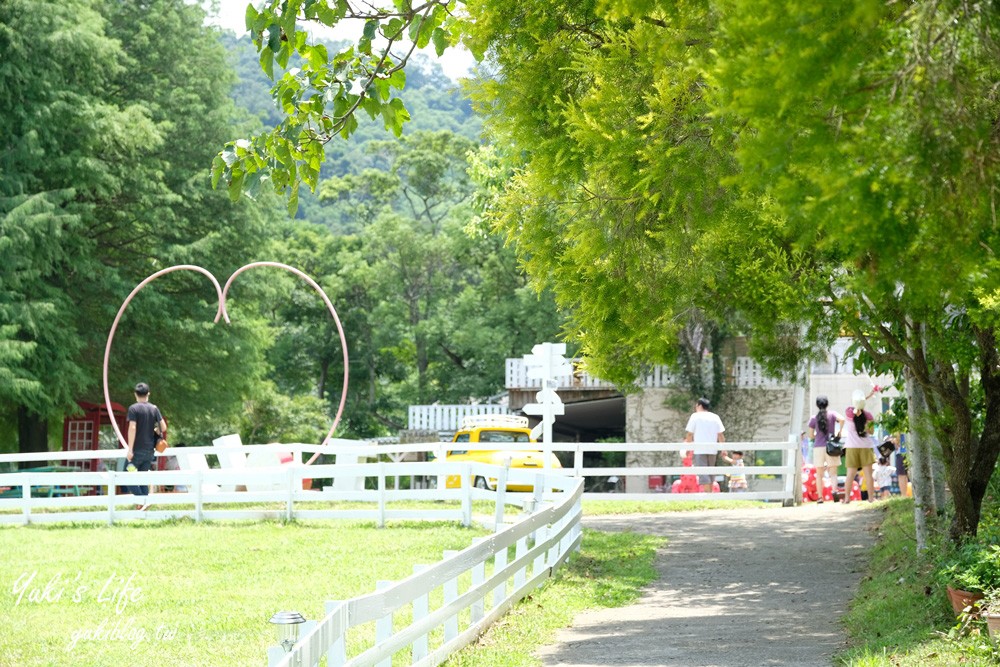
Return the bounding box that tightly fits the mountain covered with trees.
[0,0,563,452]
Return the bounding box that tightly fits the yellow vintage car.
[444,415,561,491]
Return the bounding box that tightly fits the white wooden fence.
[407,404,508,433]
[267,468,582,667]
[503,356,786,390]
[0,439,800,525]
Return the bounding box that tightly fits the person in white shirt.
[684,397,726,493]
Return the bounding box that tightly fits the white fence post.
[297,620,318,666]
[375,581,393,667]
[461,464,472,527]
[443,549,460,642]
[411,565,430,662]
[533,525,549,575]
[471,538,486,624]
[494,462,509,530]
[378,462,386,528]
[107,473,116,526]
[21,475,30,525]
[266,645,286,666]
[195,470,203,523]
[436,445,447,496]
[324,600,347,667]
[514,536,527,590]
[782,437,795,507]
[492,544,508,612]
[793,436,804,506]
[286,465,295,522]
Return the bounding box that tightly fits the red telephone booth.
[63,401,128,473]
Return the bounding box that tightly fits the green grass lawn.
[0,519,487,666]
[0,514,662,667]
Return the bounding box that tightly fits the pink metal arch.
[104,262,349,463]
[221,261,349,464]
[103,265,226,449]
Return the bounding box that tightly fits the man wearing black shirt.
[126,382,167,510]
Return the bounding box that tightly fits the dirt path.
[536,503,881,667]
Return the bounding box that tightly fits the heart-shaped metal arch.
[103,262,349,465]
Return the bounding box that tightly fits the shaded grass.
[837,499,1000,666]
[445,528,663,666]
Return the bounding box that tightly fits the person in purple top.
[808,396,844,504]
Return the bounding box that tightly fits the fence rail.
[268,471,583,667]
[503,356,788,390]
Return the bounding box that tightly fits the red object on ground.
[803,465,842,502]
[802,465,818,502]
[670,451,720,493]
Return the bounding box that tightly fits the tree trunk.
[930,327,1000,542]
[17,407,49,463]
[904,371,933,551]
[931,441,947,515]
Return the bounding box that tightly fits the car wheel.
[474,476,490,490]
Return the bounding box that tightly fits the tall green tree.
[0,0,275,451]
[228,0,1000,542]
[0,0,147,451]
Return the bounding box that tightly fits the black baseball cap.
[134,382,150,396]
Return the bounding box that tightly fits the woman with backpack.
[843,389,878,504]
[808,396,844,504]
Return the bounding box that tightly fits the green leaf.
[276,41,292,69]
[227,169,246,202]
[267,24,281,52]
[211,155,225,189]
[244,4,259,32]
[387,67,406,90]
[287,181,300,216]
[305,43,329,70]
[259,46,274,80]
[384,17,405,39]
[432,27,449,57]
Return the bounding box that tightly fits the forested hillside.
[0,2,563,452]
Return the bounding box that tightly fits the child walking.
[721,451,749,492]
[874,456,894,500]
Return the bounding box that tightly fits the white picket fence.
[503,356,786,390]
[267,469,582,667]
[407,404,508,433]
[0,439,799,525]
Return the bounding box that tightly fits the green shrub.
[937,543,1000,593]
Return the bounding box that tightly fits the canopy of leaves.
[0,0,277,447]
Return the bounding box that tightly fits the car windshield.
[478,430,530,443]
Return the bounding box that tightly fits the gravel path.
[536,503,881,667]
